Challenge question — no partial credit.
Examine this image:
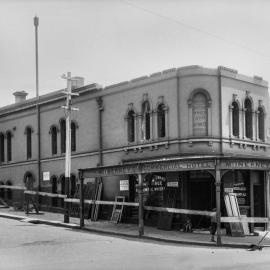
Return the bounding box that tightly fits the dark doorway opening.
[188,171,215,228]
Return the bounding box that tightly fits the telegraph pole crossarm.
[61,72,79,223]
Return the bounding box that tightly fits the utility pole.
[61,72,79,223]
[34,16,41,196]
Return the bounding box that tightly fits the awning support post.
[137,173,144,237]
[79,174,85,228]
[215,164,222,246]
[266,171,270,231]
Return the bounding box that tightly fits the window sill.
[124,139,169,153]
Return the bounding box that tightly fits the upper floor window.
[157,103,166,138]
[232,101,240,137]
[244,98,253,139]
[25,126,32,159]
[141,100,151,140]
[50,125,58,155]
[127,110,135,143]
[0,133,4,162]
[258,106,265,141]
[6,131,12,162]
[60,119,66,153]
[71,121,76,152]
[192,92,208,136]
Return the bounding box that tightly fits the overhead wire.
[120,0,270,61]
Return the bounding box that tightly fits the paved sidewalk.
[1,207,270,249]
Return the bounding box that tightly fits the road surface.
[1,218,270,270]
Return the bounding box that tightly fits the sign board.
[224,188,234,193]
[43,172,50,181]
[120,180,129,191]
[167,181,179,187]
[224,193,244,236]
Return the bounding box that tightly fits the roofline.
[0,83,102,116]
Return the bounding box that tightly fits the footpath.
[1,207,269,249]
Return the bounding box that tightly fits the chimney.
[71,77,84,90]
[13,91,28,103]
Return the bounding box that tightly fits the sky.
[1,0,270,107]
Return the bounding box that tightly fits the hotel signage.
[221,160,270,170]
[79,158,270,178]
[80,160,215,178]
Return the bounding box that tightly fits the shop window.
[157,104,166,138]
[71,121,76,152]
[232,101,239,137]
[245,98,253,139]
[50,125,58,155]
[141,100,151,140]
[258,107,265,141]
[60,119,66,153]
[127,110,135,143]
[6,131,12,162]
[25,126,32,159]
[192,93,208,136]
[0,133,4,162]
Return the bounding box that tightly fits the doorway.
[187,171,215,228]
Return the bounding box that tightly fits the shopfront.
[78,156,270,245]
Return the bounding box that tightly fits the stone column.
[255,111,259,141]
[242,108,246,139]
[165,107,169,139]
[137,114,142,142]
[252,110,256,141]
[152,110,157,140]
[229,105,233,138]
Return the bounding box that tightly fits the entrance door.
[254,184,265,223]
[188,171,215,228]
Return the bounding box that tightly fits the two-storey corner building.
[0,65,270,233]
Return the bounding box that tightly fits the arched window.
[157,104,166,138]
[141,100,151,140]
[60,119,66,153]
[245,98,253,139]
[70,174,77,197]
[232,101,239,137]
[71,122,76,152]
[6,131,12,162]
[0,133,4,162]
[51,126,58,155]
[192,93,208,136]
[258,107,265,141]
[25,127,32,159]
[127,110,135,143]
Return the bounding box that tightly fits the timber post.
[137,173,144,237]
[215,161,222,246]
[79,171,85,228]
[266,171,270,231]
